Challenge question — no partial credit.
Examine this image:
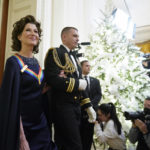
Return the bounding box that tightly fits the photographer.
[142,60,150,69]
[128,97,150,150]
[142,54,150,69]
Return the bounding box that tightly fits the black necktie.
[69,51,74,56]
[84,75,88,83]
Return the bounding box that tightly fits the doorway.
[0,0,9,85]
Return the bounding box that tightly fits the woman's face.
[97,109,110,122]
[18,23,39,48]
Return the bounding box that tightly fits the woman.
[0,15,57,150]
[94,103,126,150]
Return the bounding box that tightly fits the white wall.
[50,0,106,47]
[35,0,52,67]
[126,0,150,27]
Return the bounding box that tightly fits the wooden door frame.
[0,0,9,85]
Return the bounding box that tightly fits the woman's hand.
[20,138,30,150]
[42,83,51,94]
[20,118,30,150]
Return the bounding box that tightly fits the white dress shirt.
[82,75,90,85]
[94,119,126,150]
[82,74,90,91]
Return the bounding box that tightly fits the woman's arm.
[20,118,30,150]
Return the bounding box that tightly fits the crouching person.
[94,103,126,150]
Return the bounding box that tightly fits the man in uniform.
[44,27,96,150]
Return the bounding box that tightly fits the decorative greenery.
[85,13,150,150]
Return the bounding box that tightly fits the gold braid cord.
[53,48,76,74]
[80,98,90,106]
[66,78,75,93]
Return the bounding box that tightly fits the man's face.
[144,100,150,109]
[82,62,90,75]
[62,29,79,50]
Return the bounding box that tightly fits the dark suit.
[80,76,102,150]
[44,45,91,150]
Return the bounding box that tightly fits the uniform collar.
[62,44,71,53]
[82,74,89,78]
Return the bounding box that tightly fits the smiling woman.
[16,23,40,57]
[11,16,42,55]
[0,15,57,150]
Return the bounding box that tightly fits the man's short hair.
[81,60,89,67]
[61,27,78,38]
[145,97,150,101]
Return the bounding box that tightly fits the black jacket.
[88,77,102,111]
[44,45,91,110]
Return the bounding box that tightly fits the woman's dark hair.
[98,102,122,135]
[11,15,42,54]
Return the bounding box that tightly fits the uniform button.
[66,81,69,83]
[74,96,77,100]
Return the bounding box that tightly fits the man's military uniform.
[44,45,92,150]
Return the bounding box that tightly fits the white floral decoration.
[85,14,150,149]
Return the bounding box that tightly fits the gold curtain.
[136,41,150,53]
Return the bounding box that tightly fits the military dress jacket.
[44,45,91,109]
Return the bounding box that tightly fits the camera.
[124,108,150,121]
[124,111,145,121]
[142,53,150,59]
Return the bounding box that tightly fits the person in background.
[142,57,150,69]
[0,15,57,150]
[94,103,126,150]
[44,27,96,150]
[142,58,150,77]
[128,97,150,150]
[80,60,102,150]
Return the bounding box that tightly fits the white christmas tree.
[84,12,150,150]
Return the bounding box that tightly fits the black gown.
[0,54,57,150]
